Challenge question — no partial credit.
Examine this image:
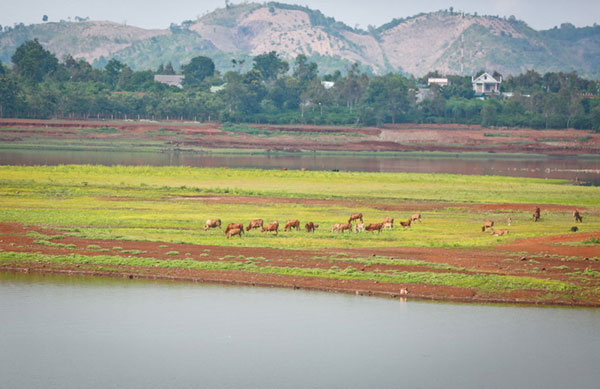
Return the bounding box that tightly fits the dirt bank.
[2,119,599,155]
[1,222,598,307]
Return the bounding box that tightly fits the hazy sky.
[2,0,599,31]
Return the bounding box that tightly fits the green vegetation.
[0,251,575,294]
[0,165,598,251]
[1,39,600,129]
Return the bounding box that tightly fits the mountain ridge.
[1,2,599,78]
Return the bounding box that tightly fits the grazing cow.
[337,223,352,233]
[284,219,300,232]
[224,223,244,235]
[365,223,383,233]
[482,220,494,232]
[204,219,221,231]
[348,213,363,224]
[570,226,579,232]
[305,222,319,233]
[246,219,263,231]
[330,223,341,233]
[533,207,541,222]
[400,219,412,228]
[410,213,422,223]
[491,228,509,236]
[353,223,365,233]
[573,210,583,223]
[226,228,243,239]
[382,217,394,229]
[261,221,279,235]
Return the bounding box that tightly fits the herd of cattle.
[204,207,586,239]
[481,207,585,236]
[202,212,422,238]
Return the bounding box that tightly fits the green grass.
[0,251,575,294]
[0,165,598,251]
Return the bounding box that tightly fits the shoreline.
[1,265,597,308]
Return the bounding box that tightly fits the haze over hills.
[1,2,599,78]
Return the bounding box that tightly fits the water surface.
[1,149,600,185]
[1,273,598,388]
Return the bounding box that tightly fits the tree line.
[1,39,600,131]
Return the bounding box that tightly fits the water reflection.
[1,149,599,185]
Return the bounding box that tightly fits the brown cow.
[246,219,263,231]
[482,220,494,232]
[226,228,243,239]
[305,222,319,232]
[573,210,583,223]
[337,223,352,233]
[383,217,394,229]
[203,219,221,231]
[410,213,422,223]
[365,223,383,233]
[533,207,541,222]
[224,223,244,235]
[491,228,509,236]
[348,213,363,224]
[284,219,300,232]
[400,219,412,228]
[262,221,279,235]
[330,223,341,232]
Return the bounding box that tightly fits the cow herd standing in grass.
[204,207,585,239]
[203,212,423,238]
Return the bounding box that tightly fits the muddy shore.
[2,222,598,307]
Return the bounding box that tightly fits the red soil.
[2,119,599,155]
[1,222,598,307]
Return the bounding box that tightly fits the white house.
[154,75,184,89]
[472,72,501,94]
[321,81,335,89]
[428,78,449,87]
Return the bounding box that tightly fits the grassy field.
[0,165,598,250]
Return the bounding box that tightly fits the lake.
[1,149,600,185]
[1,272,598,388]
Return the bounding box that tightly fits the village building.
[154,75,184,89]
[472,72,502,95]
[321,81,335,89]
[427,78,449,87]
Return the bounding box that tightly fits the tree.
[104,59,126,87]
[0,77,20,117]
[182,56,215,87]
[164,62,176,75]
[481,102,497,127]
[363,74,412,125]
[11,39,58,83]
[231,58,246,73]
[293,54,318,85]
[252,51,289,82]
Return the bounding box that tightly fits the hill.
[1,3,599,77]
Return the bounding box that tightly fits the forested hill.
[1,2,600,78]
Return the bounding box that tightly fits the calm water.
[1,273,599,389]
[1,149,600,185]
